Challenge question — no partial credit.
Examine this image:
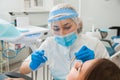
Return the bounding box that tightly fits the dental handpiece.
[70,56,76,64]
[70,56,76,69]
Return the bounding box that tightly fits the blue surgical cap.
[0,19,21,39]
[100,28,109,32]
[48,8,78,23]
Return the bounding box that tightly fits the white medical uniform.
[26,34,109,80]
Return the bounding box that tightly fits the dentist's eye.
[53,28,60,31]
[52,25,60,31]
[64,25,72,30]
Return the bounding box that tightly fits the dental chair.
[0,72,32,80]
[99,29,115,56]
[109,26,120,37]
[85,28,120,56]
[95,28,120,56]
[86,28,120,68]
[109,26,120,51]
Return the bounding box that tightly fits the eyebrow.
[52,22,71,29]
[63,23,71,27]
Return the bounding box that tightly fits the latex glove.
[75,46,94,62]
[30,50,47,70]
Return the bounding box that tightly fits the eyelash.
[64,25,71,29]
[53,28,60,31]
[53,25,72,31]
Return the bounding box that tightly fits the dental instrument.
[70,56,76,69]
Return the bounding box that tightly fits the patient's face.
[66,59,97,80]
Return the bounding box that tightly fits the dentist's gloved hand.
[75,46,94,62]
[30,50,47,70]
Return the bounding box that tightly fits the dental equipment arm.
[1,26,50,51]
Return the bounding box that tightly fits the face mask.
[55,32,77,47]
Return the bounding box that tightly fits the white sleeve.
[94,41,110,58]
[24,55,31,61]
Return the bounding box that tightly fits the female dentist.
[20,3,109,80]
